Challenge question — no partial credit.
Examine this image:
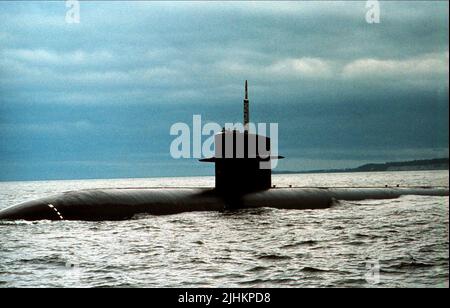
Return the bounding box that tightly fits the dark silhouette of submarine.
[0,81,448,221]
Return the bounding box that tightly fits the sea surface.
[0,171,448,288]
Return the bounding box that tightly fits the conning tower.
[200,81,283,194]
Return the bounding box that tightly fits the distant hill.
[274,158,449,174]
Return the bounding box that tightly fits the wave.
[301,266,329,273]
[256,254,292,261]
[18,254,74,267]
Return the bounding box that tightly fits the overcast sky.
[0,1,448,180]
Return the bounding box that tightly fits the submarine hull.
[0,187,448,221]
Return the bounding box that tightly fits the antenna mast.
[243,80,249,131]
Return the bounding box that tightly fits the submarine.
[0,81,448,221]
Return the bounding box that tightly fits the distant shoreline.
[0,158,448,182]
[274,158,449,175]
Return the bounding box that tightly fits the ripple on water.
[256,254,292,261]
[0,171,448,287]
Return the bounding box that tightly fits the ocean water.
[0,171,448,288]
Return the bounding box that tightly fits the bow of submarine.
[0,198,57,221]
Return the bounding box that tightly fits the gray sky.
[0,1,448,180]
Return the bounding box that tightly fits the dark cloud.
[0,1,448,180]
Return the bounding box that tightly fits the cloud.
[0,1,448,180]
[269,58,334,78]
[0,120,93,135]
[341,51,449,79]
[1,48,114,66]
